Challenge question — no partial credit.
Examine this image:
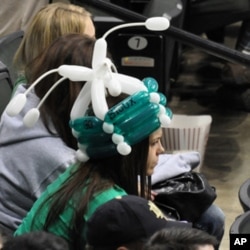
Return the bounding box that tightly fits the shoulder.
[84,185,127,221]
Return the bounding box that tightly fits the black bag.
[152,171,217,222]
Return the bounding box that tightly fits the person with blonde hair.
[13,2,95,82]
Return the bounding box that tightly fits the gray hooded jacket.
[0,84,76,233]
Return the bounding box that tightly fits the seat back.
[161,114,212,172]
[239,178,250,212]
[230,211,250,249]
[230,210,250,234]
[0,30,24,84]
[0,61,12,117]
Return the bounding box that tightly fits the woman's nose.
[158,142,165,154]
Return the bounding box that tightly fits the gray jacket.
[0,85,76,233]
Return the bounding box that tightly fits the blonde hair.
[14,2,93,72]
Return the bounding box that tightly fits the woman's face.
[146,128,164,176]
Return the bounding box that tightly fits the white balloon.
[6,93,27,116]
[113,73,147,95]
[117,142,131,155]
[91,78,108,120]
[70,81,91,120]
[23,108,40,127]
[159,114,172,127]
[76,149,89,162]
[105,78,121,96]
[92,38,107,69]
[150,92,160,103]
[145,17,170,31]
[58,65,93,81]
[103,122,114,134]
[112,133,124,144]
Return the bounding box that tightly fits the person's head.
[68,74,172,194]
[2,231,69,250]
[14,2,95,72]
[86,195,183,250]
[25,33,96,149]
[143,227,218,250]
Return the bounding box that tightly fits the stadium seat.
[239,178,250,212]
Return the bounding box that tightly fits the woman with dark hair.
[25,33,96,149]
[12,35,173,249]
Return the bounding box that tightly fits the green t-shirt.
[14,163,127,248]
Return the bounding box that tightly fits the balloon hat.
[6,17,172,162]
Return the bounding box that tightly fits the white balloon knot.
[103,122,114,133]
[117,142,132,155]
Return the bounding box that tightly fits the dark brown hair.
[143,228,218,250]
[25,33,95,149]
[41,130,151,250]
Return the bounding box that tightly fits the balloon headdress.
[6,17,172,162]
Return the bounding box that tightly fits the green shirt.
[14,163,127,248]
